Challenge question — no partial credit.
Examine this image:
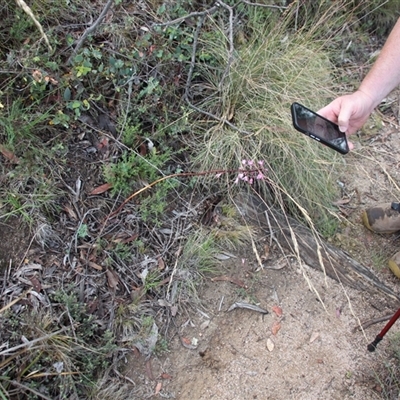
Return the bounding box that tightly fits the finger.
[337,103,354,133]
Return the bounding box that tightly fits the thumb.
[338,116,349,133]
[337,103,352,133]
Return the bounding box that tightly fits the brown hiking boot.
[388,251,400,279]
[362,203,400,234]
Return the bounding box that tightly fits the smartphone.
[290,102,349,154]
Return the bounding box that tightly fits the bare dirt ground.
[125,95,400,400]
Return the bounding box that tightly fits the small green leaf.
[74,54,83,63]
[92,49,102,60]
[157,4,166,14]
[77,223,89,238]
[71,100,81,109]
[82,99,90,109]
[114,59,124,69]
[63,87,71,101]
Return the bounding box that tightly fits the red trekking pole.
[368,308,400,352]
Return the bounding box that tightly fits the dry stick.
[249,233,263,270]
[381,165,400,193]
[26,371,80,379]
[14,0,52,51]
[67,0,115,65]
[112,367,136,386]
[166,253,180,301]
[356,314,393,331]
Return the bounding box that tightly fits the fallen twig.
[228,301,269,314]
[219,295,225,311]
[355,314,393,332]
[24,371,80,379]
[67,0,115,64]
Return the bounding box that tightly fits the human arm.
[318,17,400,135]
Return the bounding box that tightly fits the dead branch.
[67,0,115,65]
[355,314,394,331]
[227,301,269,314]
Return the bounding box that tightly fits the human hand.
[318,90,375,150]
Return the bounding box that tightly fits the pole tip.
[367,336,383,352]
[367,343,376,352]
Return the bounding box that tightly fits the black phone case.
[290,102,349,155]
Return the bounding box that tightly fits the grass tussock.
[192,5,350,233]
[0,295,117,400]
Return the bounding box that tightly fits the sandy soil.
[127,257,399,399]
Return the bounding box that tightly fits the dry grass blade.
[0,288,32,314]
[13,0,52,51]
[7,379,53,400]
[0,329,66,357]
[236,189,400,304]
